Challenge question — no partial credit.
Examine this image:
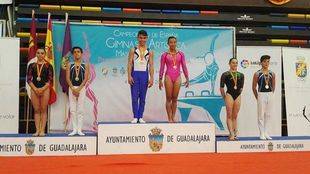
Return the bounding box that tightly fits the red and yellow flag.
[28,9,37,61]
[45,13,57,105]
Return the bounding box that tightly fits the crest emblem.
[25,139,35,155]
[268,142,274,151]
[148,127,164,152]
[296,57,307,79]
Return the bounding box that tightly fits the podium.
[216,136,310,153]
[97,122,216,155]
[0,133,97,156]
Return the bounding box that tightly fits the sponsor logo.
[25,139,35,155]
[240,59,277,69]
[239,27,255,34]
[237,14,254,21]
[240,59,250,68]
[148,127,164,152]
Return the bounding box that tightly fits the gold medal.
[75,77,79,81]
[170,51,177,70]
[37,77,41,81]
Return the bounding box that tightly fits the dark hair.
[71,46,83,54]
[36,47,46,53]
[137,30,148,37]
[229,58,238,63]
[260,55,270,63]
[167,36,177,44]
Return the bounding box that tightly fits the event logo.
[240,59,250,69]
[148,127,164,152]
[295,57,307,80]
[25,139,35,155]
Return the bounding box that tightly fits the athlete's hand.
[128,76,134,85]
[148,77,154,88]
[159,81,163,90]
[72,89,80,98]
[37,88,43,96]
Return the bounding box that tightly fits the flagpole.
[64,12,69,133]
[47,12,51,134]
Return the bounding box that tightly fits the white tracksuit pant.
[257,92,274,136]
[69,86,86,132]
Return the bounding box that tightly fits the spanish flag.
[45,13,57,105]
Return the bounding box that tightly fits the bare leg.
[171,76,181,123]
[164,75,173,122]
[31,90,40,136]
[232,96,241,139]
[39,88,50,136]
[225,93,234,140]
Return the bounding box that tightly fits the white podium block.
[98,122,215,155]
[217,136,310,153]
[0,133,97,156]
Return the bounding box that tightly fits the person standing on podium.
[127,30,154,123]
[66,46,89,136]
[252,55,275,140]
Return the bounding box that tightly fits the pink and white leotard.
[159,51,189,83]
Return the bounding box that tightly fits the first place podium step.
[97,122,216,155]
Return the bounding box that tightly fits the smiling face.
[36,49,46,61]
[229,58,238,71]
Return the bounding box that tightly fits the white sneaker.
[77,131,85,136]
[139,118,146,123]
[68,130,77,136]
[259,134,266,140]
[265,134,272,140]
[131,118,138,123]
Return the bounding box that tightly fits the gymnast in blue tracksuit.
[127,30,154,123]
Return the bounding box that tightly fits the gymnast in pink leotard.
[159,36,189,123]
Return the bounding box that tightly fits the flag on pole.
[60,13,71,94]
[45,13,57,105]
[26,9,37,99]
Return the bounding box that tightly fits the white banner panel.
[0,38,19,133]
[217,137,310,153]
[283,47,310,136]
[98,123,215,154]
[236,46,282,137]
[0,134,97,156]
